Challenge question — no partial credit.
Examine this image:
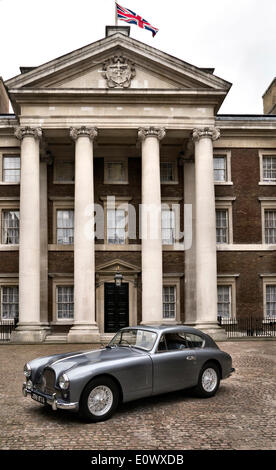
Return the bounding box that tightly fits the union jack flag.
[116,3,159,37]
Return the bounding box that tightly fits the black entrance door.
[104,283,129,333]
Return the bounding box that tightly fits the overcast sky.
[1,0,275,114]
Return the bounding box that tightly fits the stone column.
[184,157,196,325]
[11,126,47,342]
[40,147,52,327]
[192,127,227,340]
[68,126,100,343]
[138,127,166,325]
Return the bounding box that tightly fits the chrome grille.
[41,367,56,395]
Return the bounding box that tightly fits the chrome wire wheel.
[87,385,114,417]
[201,368,218,393]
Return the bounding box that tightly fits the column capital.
[192,127,220,142]
[138,127,166,142]
[70,126,98,141]
[14,126,42,141]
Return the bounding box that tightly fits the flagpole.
[115,2,118,26]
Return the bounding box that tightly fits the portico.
[7,26,230,342]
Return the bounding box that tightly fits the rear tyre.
[79,377,119,422]
[194,362,220,398]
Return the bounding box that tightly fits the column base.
[185,322,228,342]
[10,323,50,343]
[67,324,101,344]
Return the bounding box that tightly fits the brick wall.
[215,148,276,243]
[217,251,276,318]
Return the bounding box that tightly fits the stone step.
[44,334,68,344]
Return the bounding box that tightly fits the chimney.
[263,78,276,114]
[0,78,9,114]
[105,25,130,37]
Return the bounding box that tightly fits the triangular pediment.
[96,258,140,274]
[5,32,231,93]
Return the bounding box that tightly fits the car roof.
[121,325,208,336]
[119,325,218,349]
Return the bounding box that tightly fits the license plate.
[31,392,46,405]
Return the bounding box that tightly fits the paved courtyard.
[0,341,275,450]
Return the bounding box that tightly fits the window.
[263,156,276,182]
[157,332,204,351]
[264,210,276,244]
[266,285,276,318]
[160,159,178,184]
[56,210,74,245]
[1,286,19,320]
[2,156,20,183]
[107,209,126,244]
[214,156,227,182]
[216,209,228,244]
[2,210,20,244]
[217,285,231,319]
[162,209,175,245]
[213,151,232,184]
[185,333,205,348]
[56,286,74,320]
[163,286,176,319]
[259,151,276,185]
[54,160,74,183]
[104,159,128,184]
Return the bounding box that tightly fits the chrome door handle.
[186,355,196,361]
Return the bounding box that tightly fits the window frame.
[160,156,178,185]
[259,150,276,185]
[0,279,19,322]
[0,150,21,185]
[215,199,234,245]
[53,155,75,184]
[161,200,182,247]
[53,201,74,246]
[52,278,74,324]
[102,198,131,246]
[260,200,276,245]
[263,277,276,320]
[0,202,20,246]
[162,277,181,323]
[104,157,128,185]
[217,276,237,322]
[213,150,232,185]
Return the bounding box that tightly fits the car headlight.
[26,380,33,390]
[58,373,70,390]
[24,363,32,378]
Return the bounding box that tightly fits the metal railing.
[0,319,18,342]
[218,316,276,338]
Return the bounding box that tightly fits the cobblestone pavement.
[0,341,275,450]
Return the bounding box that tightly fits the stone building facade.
[0,26,275,343]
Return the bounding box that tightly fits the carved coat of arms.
[102,56,136,88]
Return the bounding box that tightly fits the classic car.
[22,325,234,422]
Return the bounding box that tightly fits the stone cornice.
[192,126,220,142]
[138,127,166,141]
[70,126,98,141]
[14,126,42,140]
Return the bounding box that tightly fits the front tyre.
[194,362,220,398]
[80,377,119,422]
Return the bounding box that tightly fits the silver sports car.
[22,325,234,422]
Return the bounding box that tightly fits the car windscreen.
[109,329,157,351]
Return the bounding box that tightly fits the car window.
[163,333,188,351]
[185,333,205,348]
[157,335,167,352]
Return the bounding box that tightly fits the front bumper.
[22,382,79,411]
